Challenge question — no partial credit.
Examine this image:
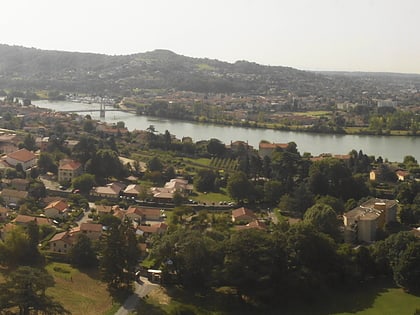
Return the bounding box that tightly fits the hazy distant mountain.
[0,44,419,98]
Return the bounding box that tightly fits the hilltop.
[0,44,327,95]
[1,44,419,100]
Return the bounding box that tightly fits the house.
[5,148,37,170]
[0,188,28,204]
[78,222,103,241]
[150,178,193,202]
[232,207,257,223]
[63,139,79,150]
[49,222,103,254]
[96,204,120,216]
[49,231,73,254]
[58,159,83,183]
[0,206,8,221]
[227,140,253,152]
[137,222,168,237]
[12,214,53,226]
[235,220,267,230]
[258,141,289,159]
[91,182,125,199]
[149,189,175,203]
[164,178,193,194]
[139,208,162,221]
[125,207,144,221]
[369,169,381,181]
[343,198,398,243]
[125,206,162,222]
[38,136,50,151]
[10,178,30,191]
[123,184,142,198]
[0,133,18,154]
[396,170,410,181]
[44,200,69,218]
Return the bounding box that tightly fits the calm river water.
[33,101,420,163]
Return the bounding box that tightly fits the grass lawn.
[278,279,420,315]
[45,262,117,315]
[136,279,420,315]
[137,285,255,315]
[192,189,233,204]
[330,286,420,315]
[296,111,331,117]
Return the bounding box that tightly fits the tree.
[403,155,418,168]
[0,226,42,267]
[38,152,58,174]
[285,223,340,296]
[22,133,36,151]
[227,171,255,202]
[28,180,47,199]
[151,228,222,289]
[70,233,98,268]
[263,180,283,205]
[72,136,98,164]
[72,173,96,194]
[100,218,139,293]
[224,229,288,300]
[303,203,340,240]
[147,156,163,172]
[26,221,44,265]
[270,148,304,192]
[0,266,70,315]
[371,231,417,276]
[207,138,226,157]
[87,149,124,179]
[393,242,420,292]
[194,169,217,192]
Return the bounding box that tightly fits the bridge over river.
[58,103,135,117]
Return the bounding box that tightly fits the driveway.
[114,277,159,315]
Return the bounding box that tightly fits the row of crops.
[210,157,238,172]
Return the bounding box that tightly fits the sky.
[1,0,419,74]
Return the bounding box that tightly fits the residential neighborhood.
[0,50,419,314]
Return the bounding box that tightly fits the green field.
[137,279,420,315]
[330,287,420,315]
[45,263,117,315]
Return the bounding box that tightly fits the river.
[33,100,420,162]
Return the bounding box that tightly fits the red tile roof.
[232,207,257,220]
[45,200,68,212]
[259,142,288,149]
[7,148,36,162]
[59,160,82,171]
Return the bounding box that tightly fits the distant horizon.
[2,42,420,77]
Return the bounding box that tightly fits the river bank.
[33,100,420,162]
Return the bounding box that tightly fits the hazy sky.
[1,0,419,73]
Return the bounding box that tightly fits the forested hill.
[0,44,419,98]
[0,44,327,95]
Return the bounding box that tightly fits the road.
[114,277,158,315]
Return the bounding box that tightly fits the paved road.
[114,277,158,315]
